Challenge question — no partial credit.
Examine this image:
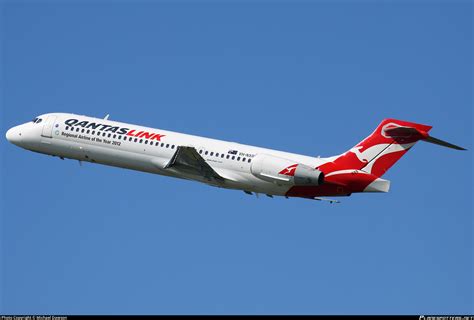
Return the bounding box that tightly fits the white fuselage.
[6,113,329,197]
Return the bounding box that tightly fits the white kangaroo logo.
[348,144,392,164]
[348,143,415,174]
[348,146,368,162]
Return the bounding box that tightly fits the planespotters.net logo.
[419,316,474,320]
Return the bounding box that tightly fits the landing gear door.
[41,115,57,138]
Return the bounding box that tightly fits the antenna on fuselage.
[104,114,110,120]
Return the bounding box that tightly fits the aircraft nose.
[6,126,23,145]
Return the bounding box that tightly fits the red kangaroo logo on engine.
[279,164,298,176]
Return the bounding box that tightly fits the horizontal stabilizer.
[423,136,466,150]
[383,126,423,138]
[384,126,466,150]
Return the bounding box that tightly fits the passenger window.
[237,157,241,161]
[171,145,175,149]
[155,142,159,146]
[81,129,85,133]
[76,128,80,132]
[139,139,143,143]
[232,156,235,160]
[87,130,90,134]
[205,151,208,155]
[66,126,69,130]
[161,143,164,147]
[248,159,251,163]
[108,133,111,138]
[226,155,230,159]
[113,134,116,138]
[118,135,121,140]
[242,158,246,162]
[92,131,95,135]
[134,138,138,142]
[103,132,106,137]
[210,152,214,156]
[166,144,169,148]
[221,154,224,158]
[199,150,202,154]
[216,153,219,157]
[145,140,148,144]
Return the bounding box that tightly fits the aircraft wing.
[164,146,225,183]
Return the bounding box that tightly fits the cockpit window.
[32,118,43,124]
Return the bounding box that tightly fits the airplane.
[5,113,466,202]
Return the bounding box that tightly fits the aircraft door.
[41,115,57,138]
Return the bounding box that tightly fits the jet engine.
[250,154,324,186]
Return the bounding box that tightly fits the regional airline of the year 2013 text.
[6,113,465,203]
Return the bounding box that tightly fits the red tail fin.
[319,119,433,177]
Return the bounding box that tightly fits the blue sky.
[1,1,472,315]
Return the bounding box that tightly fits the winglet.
[104,114,110,120]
